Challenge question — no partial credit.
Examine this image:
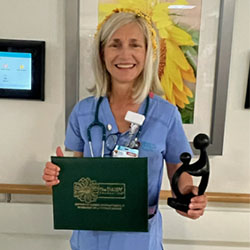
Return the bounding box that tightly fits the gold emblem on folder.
[73,177,126,210]
[74,177,99,203]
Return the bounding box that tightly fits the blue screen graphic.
[0,51,32,90]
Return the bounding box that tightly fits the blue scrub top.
[65,95,192,250]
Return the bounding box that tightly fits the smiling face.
[103,22,146,88]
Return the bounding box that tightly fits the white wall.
[0,0,66,184]
[0,0,249,249]
[208,0,250,194]
[0,202,249,250]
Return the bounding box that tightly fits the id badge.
[112,145,139,158]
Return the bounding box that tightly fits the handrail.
[0,184,250,203]
[159,190,250,204]
[0,184,51,195]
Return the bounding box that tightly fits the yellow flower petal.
[154,17,173,29]
[99,4,121,22]
[166,41,191,71]
[175,97,185,109]
[183,85,193,98]
[169,26,195,46]
[173,85,190,104]
[158,28,170,39]
[181,68,196,83]
[172,0,189,5]
[165,57,184,92]
[153,2,171,14]
[161,73,175,104]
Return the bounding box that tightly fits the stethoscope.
[87,96,150,157]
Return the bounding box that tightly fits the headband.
[96,8,157,59]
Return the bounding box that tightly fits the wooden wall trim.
[0,184,52,195]
[0,184,249,203]
[159,190,250,204]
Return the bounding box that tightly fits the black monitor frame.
[245,64,250,109]
[0,39,45,101]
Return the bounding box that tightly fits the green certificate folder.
[52,157,148,232]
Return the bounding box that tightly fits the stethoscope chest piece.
[128,138,141,149]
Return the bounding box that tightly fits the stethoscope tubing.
[87,96,149,157]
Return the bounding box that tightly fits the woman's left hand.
[176,185,207,219]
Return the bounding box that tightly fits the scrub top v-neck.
[65,95,192,250]
[98,96,148,152]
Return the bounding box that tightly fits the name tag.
[112,145,139,158]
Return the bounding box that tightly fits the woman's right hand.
[42,147,63,186]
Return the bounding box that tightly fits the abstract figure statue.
[168,134,210,212]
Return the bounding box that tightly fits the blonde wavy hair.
[91,11,164,103]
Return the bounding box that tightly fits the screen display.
[0,51,32,90]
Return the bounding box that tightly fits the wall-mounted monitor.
[0,39,45,101]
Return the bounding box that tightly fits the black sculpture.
[167,134,210,213]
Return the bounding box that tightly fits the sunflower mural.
[99,0,200,123]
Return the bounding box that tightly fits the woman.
[43,9,207,250]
